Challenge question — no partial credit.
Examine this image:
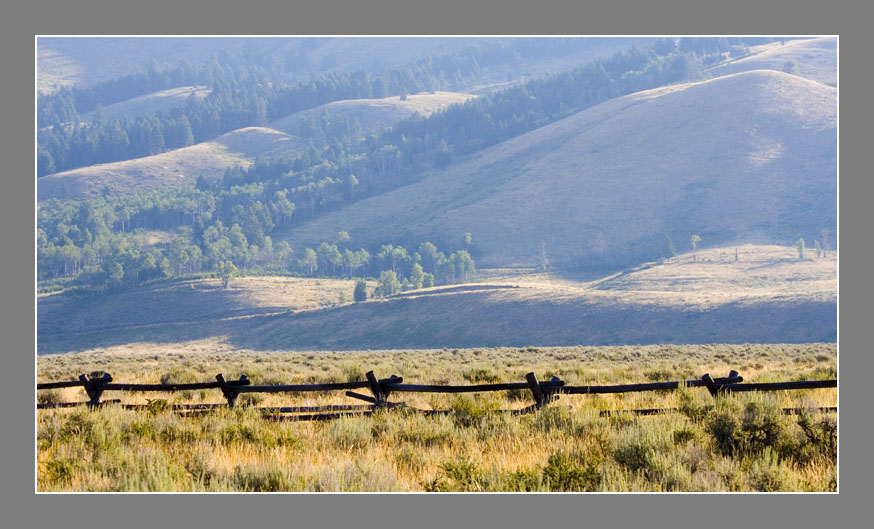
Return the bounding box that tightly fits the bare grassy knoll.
[79,86,212,123]
[707,37,837,86]
[270,92,474,135]
[37,127,304,201]
[37,92,473,202]
[37,246,836,355]
[36,344,837,492]
[274,70,836,268]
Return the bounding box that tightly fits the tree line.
[38,37,776,177]
[38,192,475,294]
[38,37,781,291]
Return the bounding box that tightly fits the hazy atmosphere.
[36,36,837,492]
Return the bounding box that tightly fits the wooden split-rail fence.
[36,370,837,421]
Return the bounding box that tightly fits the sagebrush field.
[37,344,837,492]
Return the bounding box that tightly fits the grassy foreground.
[37,344,837,492]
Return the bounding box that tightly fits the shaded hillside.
[275,70,836,268]
[37,246,836,354]
[708,37,837,86]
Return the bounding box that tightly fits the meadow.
[37,343,837,492]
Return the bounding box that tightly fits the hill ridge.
[274,69,836,268]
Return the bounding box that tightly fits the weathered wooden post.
[216,374,247,408]
[701,373,720,398]
[366,371,386,406]
[80,373,112,409]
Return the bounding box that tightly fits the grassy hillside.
[274,70,836,268]
[270,92,475,135]
[79,86,212,123]
[37,92,474,202]
[37,37,494,95]
[37,246,836,355]
[37,127,303,201]
[707,37,837,86]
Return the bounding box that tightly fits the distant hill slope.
[37,246,836,354]
[707,37,837,85]
[37,92,473,202]
[79,86,212,123]
[37,127,302,201]
[275,70,836,268]
[270,92,475,135]
[37,37,496,94]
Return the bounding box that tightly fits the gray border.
[5,0,870,527]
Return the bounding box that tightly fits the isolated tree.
[539,240,548,272]
[690,235,702,261]
[796,238,806,260]
[353,279,367,302]
[782,60,800,75]
[814,240,823,258]
[464,232,473,249]
[663,236,677,260]
[820,228,830,257]
[216,260,238,289]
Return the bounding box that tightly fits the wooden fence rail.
[36,369,836,420]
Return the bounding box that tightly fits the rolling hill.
[274,69,836,268]
[36,245,836,355]
[36,37,492,94]
[37,127,303,201]
[37,92,474,202]
[707,37,837,86]
[78,86,212,123]
[270,92,474,136]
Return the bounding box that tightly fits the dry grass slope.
[37,92,473,202]
[38,246,835,354]
[79,86,212,123]
[708,37,837,86]
[270,92,474,136]
[37,127,303,201]
[274,70,836,268]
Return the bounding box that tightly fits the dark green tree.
[353,279,367,302]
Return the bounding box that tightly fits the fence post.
[701,373,720,398]
[365,371,385,406]
[216,374,245,408]
[80,373,112,409]
[526,372,558,408]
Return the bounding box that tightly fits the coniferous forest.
[38,37,774,293]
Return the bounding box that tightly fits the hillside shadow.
[38,280,838,355]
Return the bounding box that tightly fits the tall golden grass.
[37,343,836,492]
